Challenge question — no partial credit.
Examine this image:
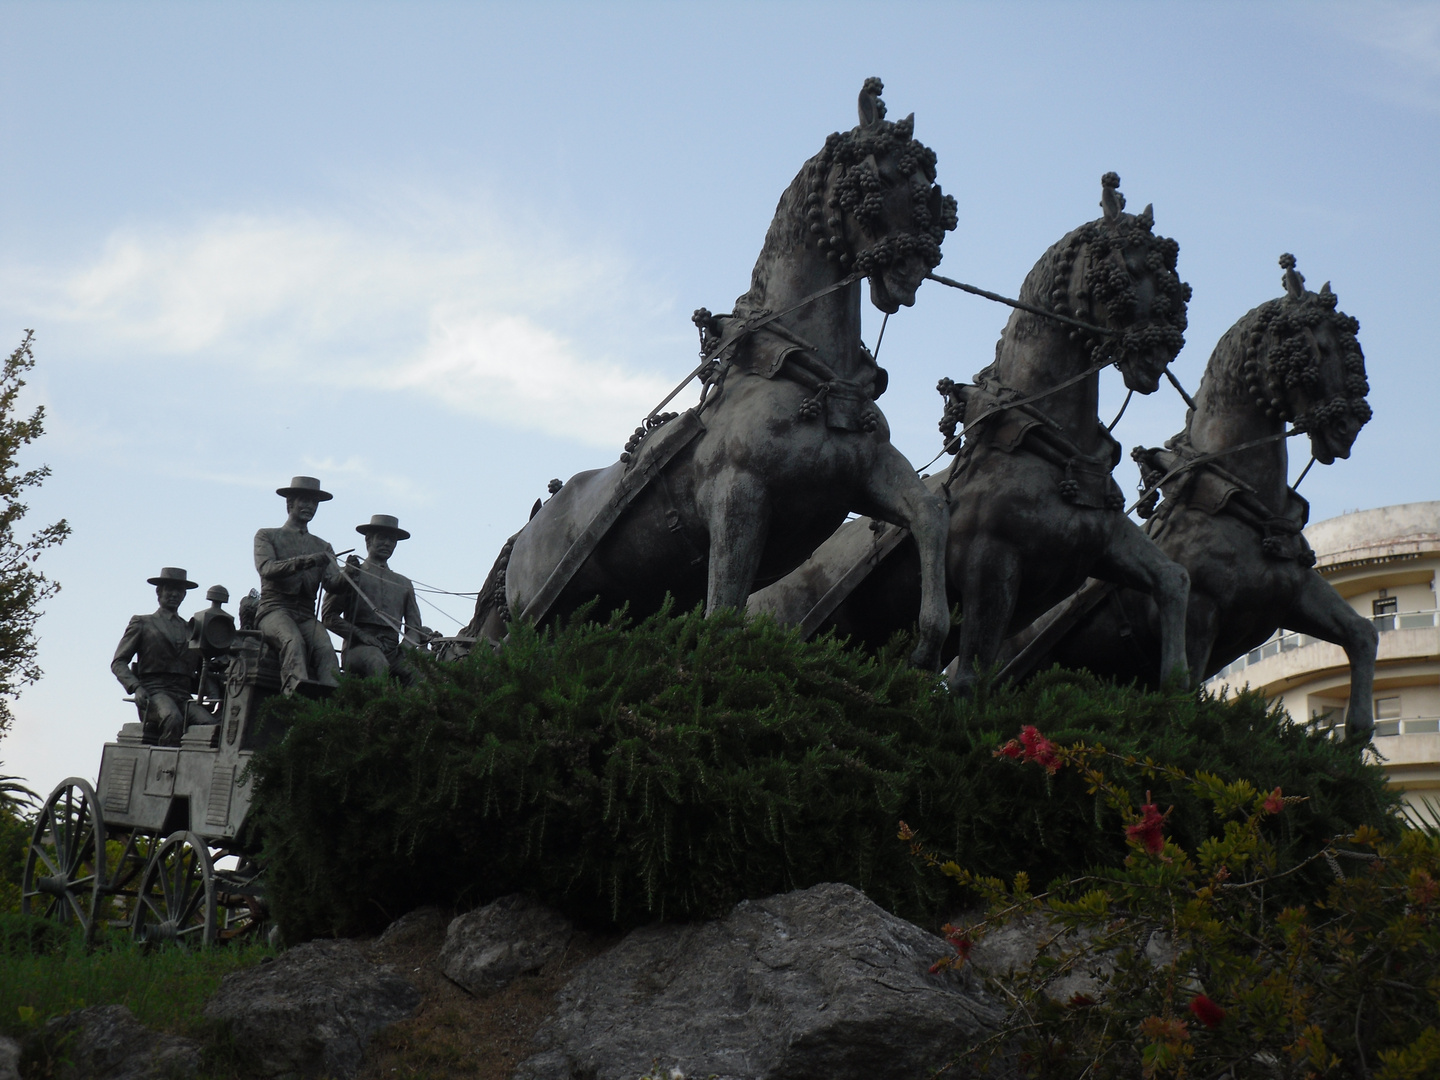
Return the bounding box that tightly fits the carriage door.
[143,749,179,797]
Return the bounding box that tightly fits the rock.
[967,912,1117,1004]
[439,893,574,996]
[0,1035,18,1080]
[377,905,451,949]
[516,882,1000,1080]
[203,939,419,1078]
[27,1005,201,1080]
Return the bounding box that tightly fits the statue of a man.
[110,567,218,745]
[255,476,343,696]
[322,515,435,686]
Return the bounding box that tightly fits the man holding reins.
[254,476,345,696]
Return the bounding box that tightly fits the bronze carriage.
[20,627,285,948]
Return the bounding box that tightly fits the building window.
[1373,595,1398,631]
[1374,695,1402,737]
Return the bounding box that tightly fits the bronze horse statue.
[749,174,1193,694]
[998,255,1377,738]
[463,79,958,669]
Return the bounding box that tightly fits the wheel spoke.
[66,825,94,878]
[160,853,179,911]
[31,843,61,878]
[177,852,198,912]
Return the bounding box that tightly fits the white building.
[1206,501,1440,814]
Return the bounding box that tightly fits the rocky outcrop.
[0,1035,19,1080]
[439,893,574,996]
[516,881,1001,1080]
[203,939,419,1078]
[27,1005,201,1080]
[377,905,452,949]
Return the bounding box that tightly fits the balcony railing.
[1207,608,1438,685]
[1304,715,1440,739]
[1373,716,1440,738]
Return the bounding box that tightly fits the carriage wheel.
[99,829,158,932]
[214,854,268,943]
[132,831,217,948]
[21,778,107,946]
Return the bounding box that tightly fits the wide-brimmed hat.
[147,567,198,590]
[276,476,333,501]
[356,514,411,541]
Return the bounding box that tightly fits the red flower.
[995,726,1061,772]
[1263,786,1284,815]
[1126,800,1167,855]
[940,924,973,965]
[1018,725,1060,772]
[1188,995,1226,1029]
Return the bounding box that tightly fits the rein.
[920,270,1200,474]
[646,271,863,419]
[925,272,1117,338]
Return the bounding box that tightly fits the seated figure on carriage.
[110,566,221,746]
[322,514,436,686]
[254,476,345,697]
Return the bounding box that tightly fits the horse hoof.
[909,645,943,673]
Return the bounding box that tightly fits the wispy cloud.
[6,194,677,447]
[1319,1,1440,113]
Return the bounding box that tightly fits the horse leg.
[859,452,951,670]
[1092,520,1191,687]
[1281,575,1379,742]
[704,470,771,613]
[1184,593,1220,686]
[947,538,1021,696]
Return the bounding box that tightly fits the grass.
[0,912,274,1077]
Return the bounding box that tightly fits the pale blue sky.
[2,2,1436,794]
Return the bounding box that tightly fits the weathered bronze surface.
[465,79,959,669]
[751,176,1193,693]
[1000,256,1377,738]
[110,567,217,745]
[254,476,343,696]
[322,515,434,686]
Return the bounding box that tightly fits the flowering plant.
[903,732,1440,1079]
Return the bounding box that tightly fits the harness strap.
[922,357,1118,478]
[1125,428,1299,517]
[647,272,863,419]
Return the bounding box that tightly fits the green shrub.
[246,606,1399,941]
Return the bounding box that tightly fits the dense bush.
[247,606,1399,941]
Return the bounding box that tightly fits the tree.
[0,331,69,737]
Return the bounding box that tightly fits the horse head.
[751,78,957,317]
[1023,174,1191,394]
[1233,255,1371,464]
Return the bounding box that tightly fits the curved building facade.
[1206,501,1440,814]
